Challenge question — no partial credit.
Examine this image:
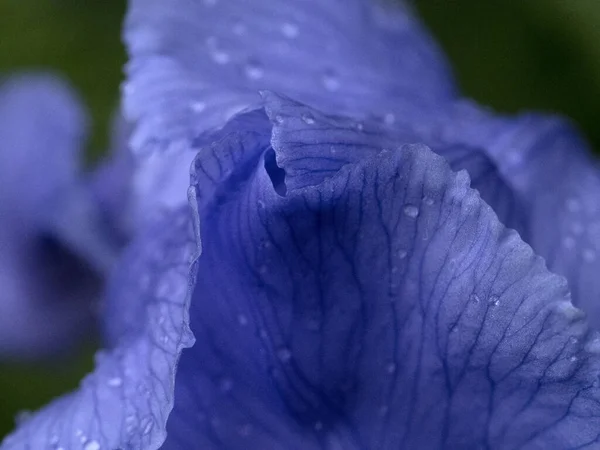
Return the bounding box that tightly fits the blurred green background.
[1,0,600,439]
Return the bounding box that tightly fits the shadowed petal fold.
[163,98,600,449]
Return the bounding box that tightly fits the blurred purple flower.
[4,1,600,449]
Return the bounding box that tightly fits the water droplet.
[329,146,337,155]
[237,314,248,326]
[403,205,419,218]
[569,336,578,345]
[125,415,136,434]
[322,69,340,91]
[571,222,584,235]
[423,196,435,206]
[469,293,480,304]
[562,236,576,249]
[301,114,315,125]
[141,417,154,435]
[274,114,285,124]
[384,113,396,125]
[569,356,578,363]
[212,50,230,64]
[488,295,500,307]
[281,22,299,38]
[385,362,397,374]
[107,377,123,388]
[245,59,264,80]
[583,249,597,262]
[566,198,581,212]
[398,250,408,259]
[190,101,206,113]
[355,122,364,131]
[277,347,292,362]
[206,37,230,64]
[220,378,233,393]
[83,441,100,450]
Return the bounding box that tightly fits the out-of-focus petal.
[90,111,136,240]
[0,74,107,358]
[163,98,600,449]
[2,208,197,449]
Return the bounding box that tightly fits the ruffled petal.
[163,99,600,449]
[122,0,455,220]
[422,105,600,329]
[2,208,197,449]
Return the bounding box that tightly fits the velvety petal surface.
[2,208,197,450]
[0,74,104,358]
[163,99,600,449]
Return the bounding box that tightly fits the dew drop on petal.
[583,248,597,262]
[403,205,419,218]
[244,59,264,80]
[488,295,500,307]
[219,377,234,393]
[190,101,206,113]
[83,441,100,450]
[301,114,315,125]
[469,293,480,304]
[281,22,299,38]
[322,69,340,91]
[384,113,396,125]
[277,347,292,362]
[385,362,397,374]
[562,236,576,249]
[107,377,123,388]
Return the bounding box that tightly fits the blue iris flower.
[3,1,600,449]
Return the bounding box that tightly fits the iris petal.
[0,74,100,358]
[425,106,600,329]
[163,99,600,448]
[122,0,454,218]
[2,208,197,449]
